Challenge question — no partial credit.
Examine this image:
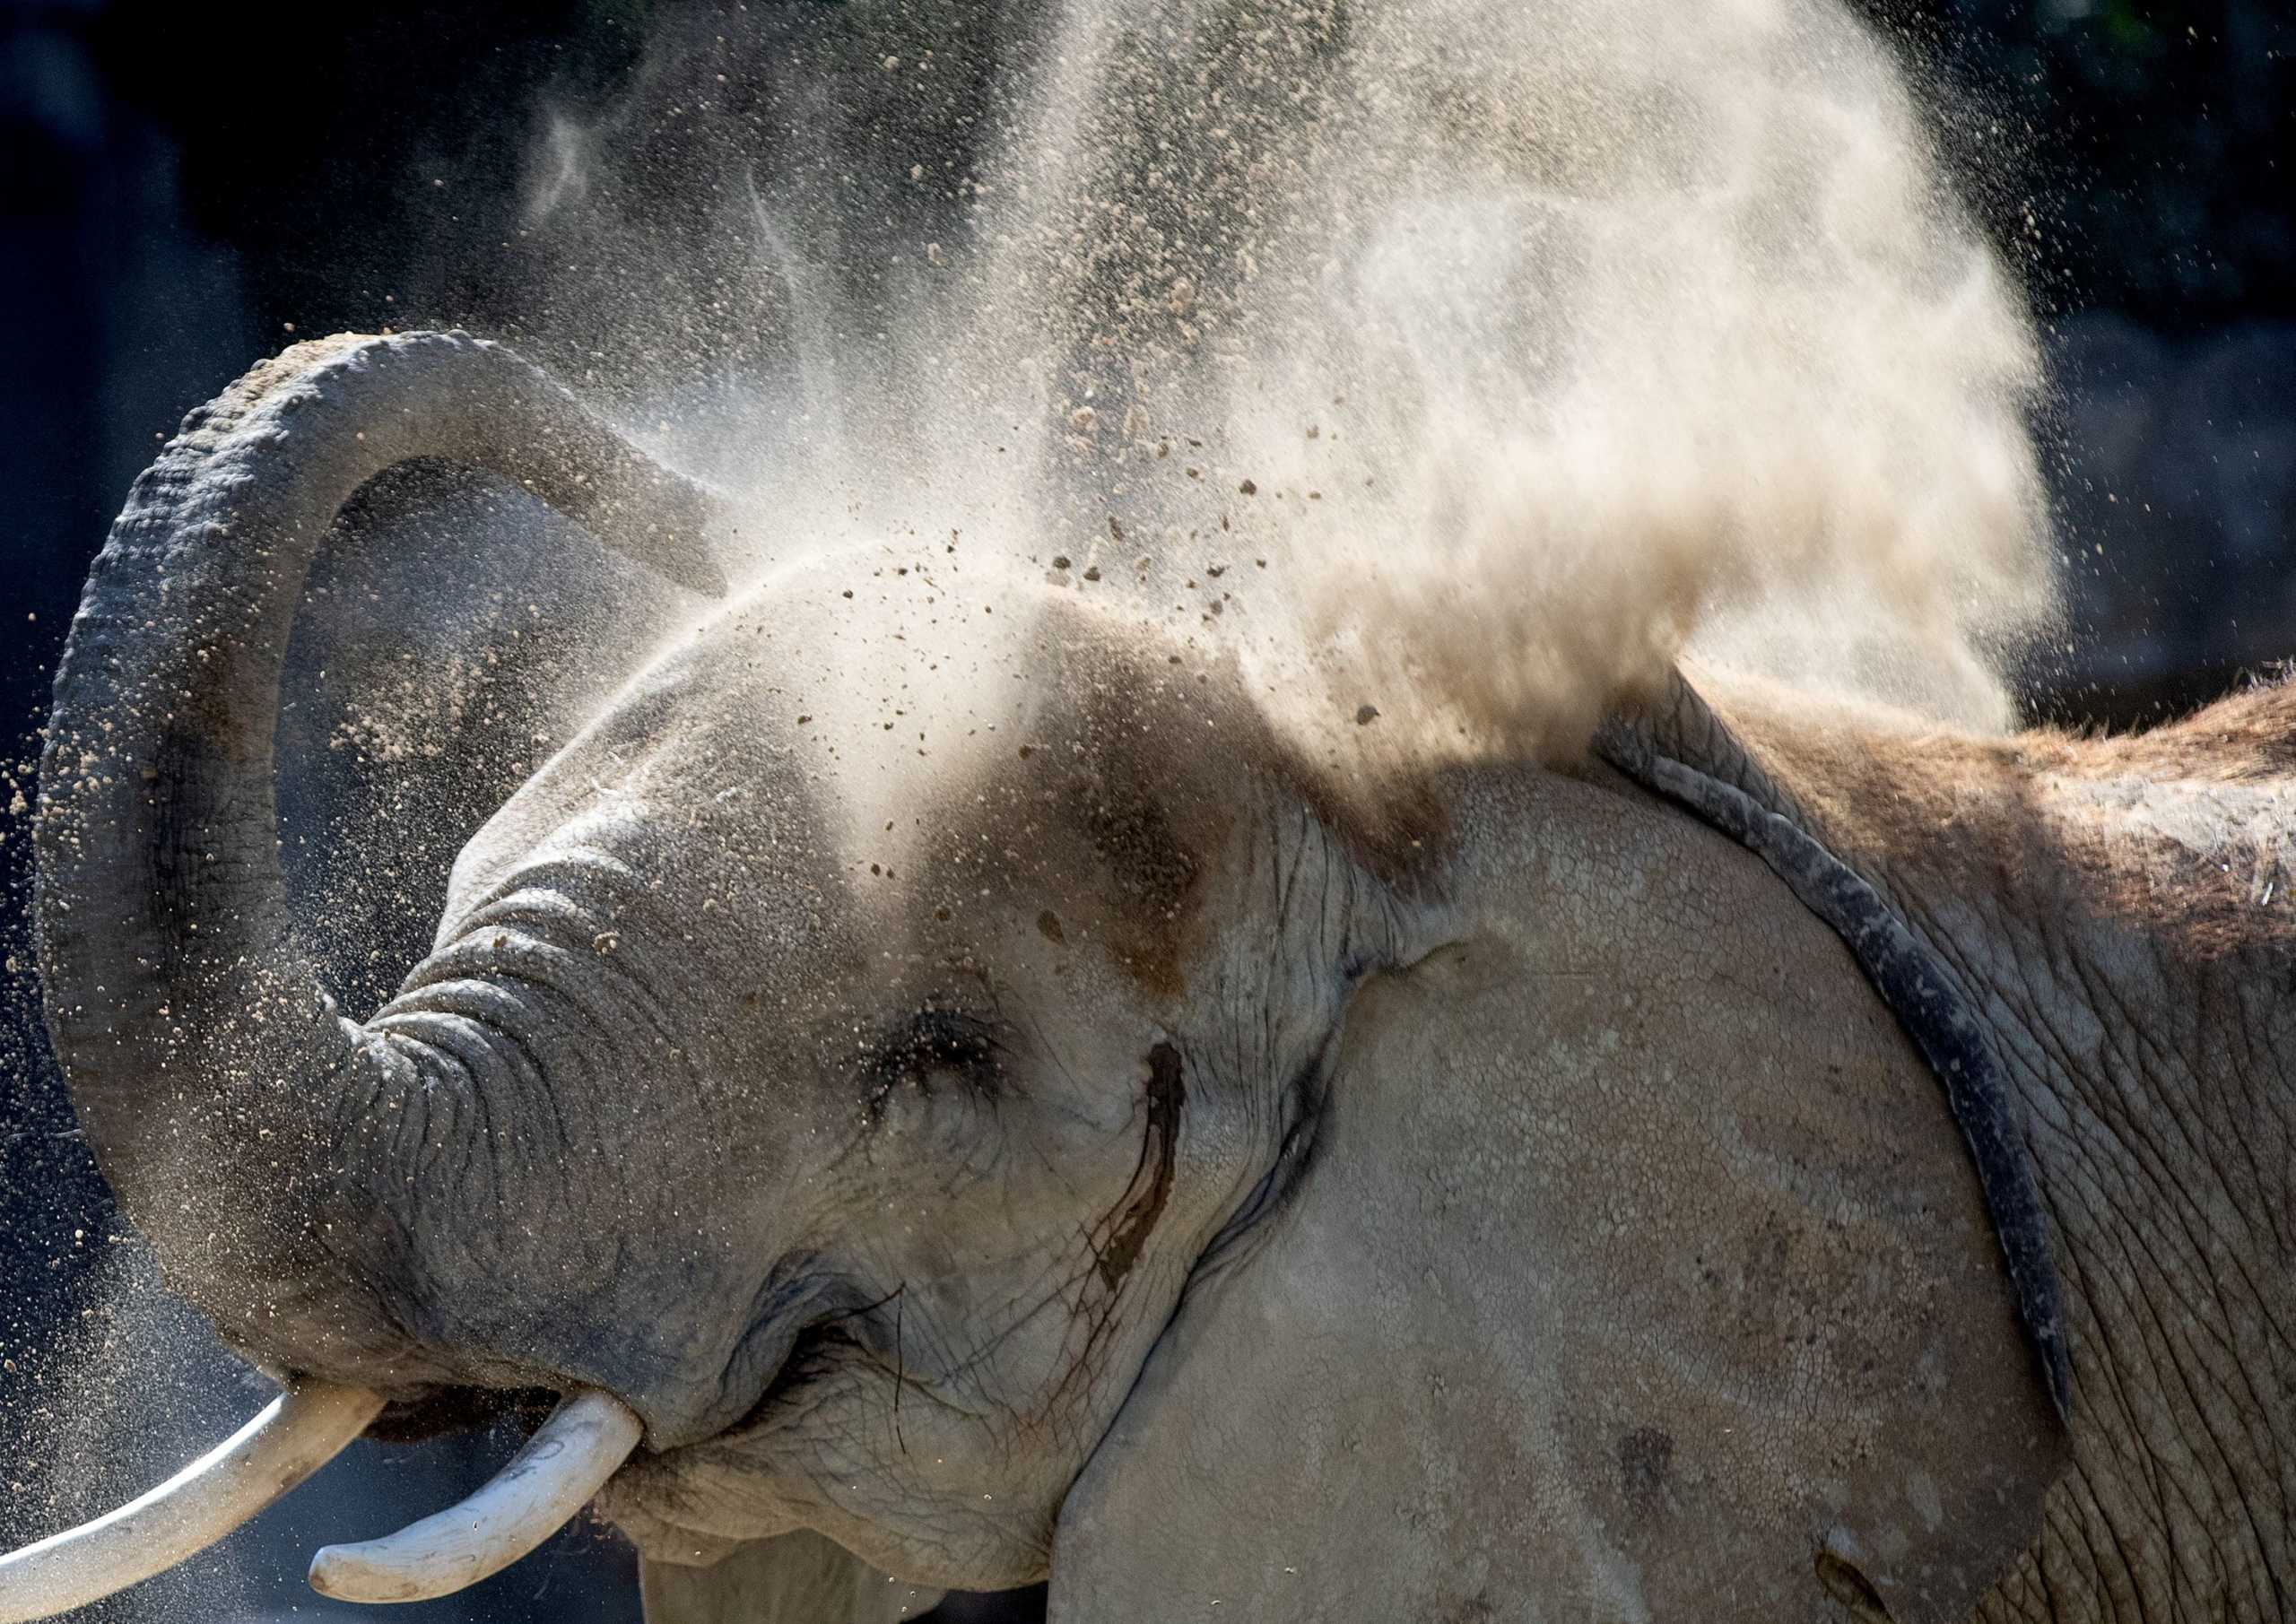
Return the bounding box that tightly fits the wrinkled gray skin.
[32,334,2292,1621]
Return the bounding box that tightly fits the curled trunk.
[35,330,724,1376]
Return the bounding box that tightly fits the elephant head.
[12,328,1423,1609]
[6,334,2285,1623]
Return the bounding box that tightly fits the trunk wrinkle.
[37,331,726,1378]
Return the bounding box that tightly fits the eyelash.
[865,1008,1005,1116]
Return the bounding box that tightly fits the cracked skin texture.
[1052,751,2066,1623]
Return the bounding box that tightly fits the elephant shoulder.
[1708,673,2296,968]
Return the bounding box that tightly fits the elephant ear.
[1594,668,2072,1421]
[1049,751,2065,1622]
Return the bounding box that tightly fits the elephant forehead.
[423,590,1166,1069]
[637,568,1276,998]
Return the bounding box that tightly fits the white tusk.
[0,1379,383,1624]
[308,1387,643,1604]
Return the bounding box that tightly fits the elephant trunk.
[34,330,725,1371]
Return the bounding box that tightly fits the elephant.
[2,330,2288,1621]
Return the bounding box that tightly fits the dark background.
[1,0,2290,1619]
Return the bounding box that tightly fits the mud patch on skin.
[913,595,1451,1012]
[1092,1042,1184,1294]
[1617,1425,1675,1520]
[1062,743,1212,1003]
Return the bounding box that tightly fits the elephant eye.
[864,1006,1005,1116]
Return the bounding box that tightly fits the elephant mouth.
[580,1316,913,1563]
[325,1288,927,1593]
[709,1297,989,1447]
[362,1384,564,1445]
[707,1316,865,1441]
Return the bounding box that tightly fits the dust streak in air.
[523,0,2057,779]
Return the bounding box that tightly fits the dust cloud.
[533,0,2058,769]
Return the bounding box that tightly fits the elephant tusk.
[307,1387,643,1604]
[0,1379,383,1623]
